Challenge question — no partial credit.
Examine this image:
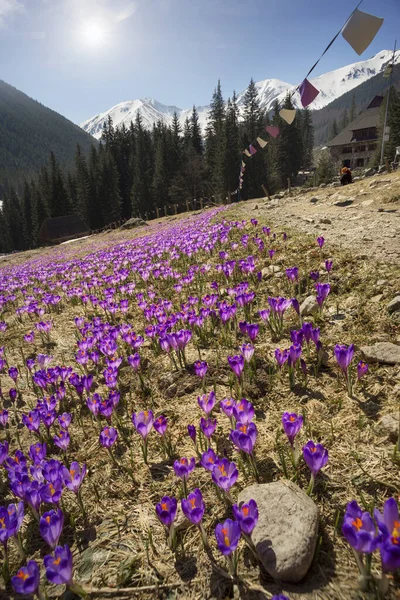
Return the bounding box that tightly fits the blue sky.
[0,0,398,124]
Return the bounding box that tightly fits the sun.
[81,22,106,47]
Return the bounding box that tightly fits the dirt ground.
[240,171,400,263]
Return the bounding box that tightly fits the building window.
[359,145,366,152]
[368,144,377,151]
[342,147,352,154]
[356,158,365,167]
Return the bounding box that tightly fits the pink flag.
[342,9,384,56]
[249,144,257,155]
[299,78,319,108]
[266,125,279,139]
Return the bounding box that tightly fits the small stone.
[333,198,354,207]
[387,296,400,314]
[300,295,319,316]
[360,342,400,365]
[319,183,327,188]
[310,197,319,204]
[158,373,177,390]
[319,217,332,224]
[238,480,319,583]
[269,265,281,273]
[165,383,178,398]
[370,294,383,303]
[376,280,388,287]
[261,267,272,279]
[364,167,375,177]
[253,205,259,210]
[303,217,314,223]
[377,413,399,442]
[120,217,148,230]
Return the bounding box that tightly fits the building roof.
[327,95,383,147]
[38,214,90,244]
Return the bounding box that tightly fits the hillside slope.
[0,80,96,195]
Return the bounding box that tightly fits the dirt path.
[237,171,400,262]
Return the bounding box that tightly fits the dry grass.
[0,206,399,600]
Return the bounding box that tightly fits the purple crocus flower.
[153,415,168,436]
[200,417,217,440]
[156,496,177,527]
[128,353,141,372]
[212,458,238,492]
[9,388,17,402]
[275,348,289,369]
[44,544,73,586]
[11,560,40,596]
[315,283,330,308]
[220,398,236,419]
[317,236,325,248]
[291,298,300,315]
[227,355,245,379]
[53,431,70,452]
[132,410,154,439]
[240,343,254,363]
[181,488,205,525]
[40,479,63,505]
[325,259,333,272]
[245,324,259,342]
[193,360,208,378]
[201,448,218,471]
[8,367,18,383]
[173,457,196,480]
[0,440,9,465]
[99,426,118,448]
[197,391,216,415]
[334,344,354,372]
[58,413,72,430]
[233,399,254,424]
[302,441,329,477]
[288,343,302,366]
[61,462,87,494]
[286,267,299,282]
[215,519,241,555]
[29,443,47,464]
[357,361,368,380]
[40,509,64,549]
[0,409,8,427]
[230,422,257,454]
[342,501,379,554]
[310,271,320,282]
[282,412,303,446]
[187,425,197,443]
[268,249,275,260]
[232,499,259,535]
[374,497,400,572]
[271,596,290,600]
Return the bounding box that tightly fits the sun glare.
[81,22,106,47]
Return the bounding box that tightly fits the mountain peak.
[80,50,400,139]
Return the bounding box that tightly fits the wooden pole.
[164,205,167,217]
[174,204,178,215]
[287,178,291,195]
[186,199,189,212]
[261,184,271,201]
[156,207,160,219]
[200,198,203,209]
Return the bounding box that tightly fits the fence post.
[287,178,291,195]
[174,204,178,215]
[200,198,203,209]
[261,184,271,201]
[164,205,167,217]
[186,199,189,212]
[145,212,148,221]
[156,207,160,219]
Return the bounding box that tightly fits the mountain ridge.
[80,49,400,139]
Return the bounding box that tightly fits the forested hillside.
[0,80,95,195]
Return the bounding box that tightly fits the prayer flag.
[341,9,383,56]
[266,125,280,139]
[243,149,251,157]
[257,137,268,148]
[279,108,296,124]
[299,78,319,108]
[249,144,257,155]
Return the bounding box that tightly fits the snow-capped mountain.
[81,50,399,139]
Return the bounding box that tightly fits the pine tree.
[131,113,154,217]
[241,79,265,199]
[316,149,336,184]
[152,124,169,209]
[190,106,203,155]
[340,108,349,131]
[2,187,25,250]
[205,80,226,199]
[274,95,303,187]
[330,119,338,140]
[225,93,241,194]
[21,180,33,248]
[300,108,314,168]
[376,87,400,164]
[97,148,122,226]
[349,93,357,121]
[73,145,90,224]
[48,152,70,217]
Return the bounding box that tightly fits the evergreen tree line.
[0,80,314,253]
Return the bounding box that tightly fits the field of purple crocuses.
[0,206,399,599]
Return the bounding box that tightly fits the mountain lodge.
[327,96,383,168]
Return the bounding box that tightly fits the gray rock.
[377,413,399,442]
[165,383,178,398]
[370,294,383,303]
[376,280,388,287]
[360,342,400,365]
[331,181,341,187]
[300,295,319,316]
[310,197,319,204]
[333,198,354,207]
[319,183,327,188]
[364,167,375,177]
[387,296,400,314]
[120,217,148,230]
[378,165,387,174]
[319,218,332,224]
[238,480,318,583]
